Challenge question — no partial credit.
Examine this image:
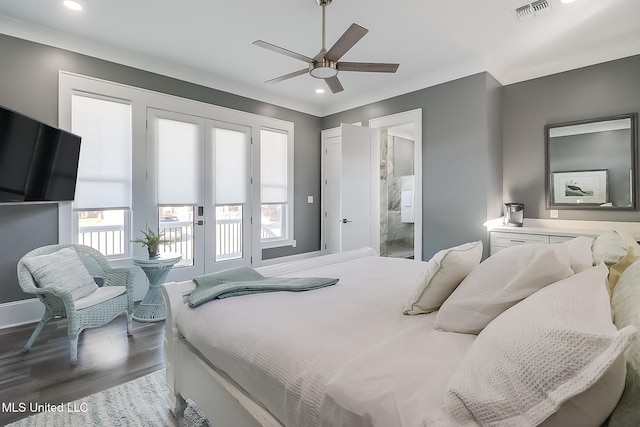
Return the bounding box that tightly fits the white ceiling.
[1,0,639,117]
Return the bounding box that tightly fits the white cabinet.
[490,231,575,255]
[487,220,640,256]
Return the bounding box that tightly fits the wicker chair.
[17,244,137,364]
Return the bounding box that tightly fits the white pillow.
[592,230,627,265]
[403,241,482,315]
[435,243,574,334]
[608,259,640,427]
[424,263,635,427]
[562,236,594,273]
[23,247,98,301]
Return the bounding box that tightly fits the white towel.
[401,191,413,207]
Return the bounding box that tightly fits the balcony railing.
[159,221,194,265]
[215,218,242,261]
[78,219,244,262]
[77,224,126,257]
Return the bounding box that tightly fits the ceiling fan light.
[309,60,338,79]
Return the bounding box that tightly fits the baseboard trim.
[0,298,44,329]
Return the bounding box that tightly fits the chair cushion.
[403,241,482,314]
[75,285,126,310]
[23,247,98,300]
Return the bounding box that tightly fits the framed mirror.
[545,113,638,210]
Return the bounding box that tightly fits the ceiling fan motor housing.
[309,59,338,78]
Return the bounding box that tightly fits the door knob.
[342,218,352,223]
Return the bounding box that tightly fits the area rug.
[7,369,210,427]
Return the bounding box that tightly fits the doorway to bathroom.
[369,109,422,261]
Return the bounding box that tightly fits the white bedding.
[176,256,476,427]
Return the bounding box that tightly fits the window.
[71,93,132,257]
[260,128,293,248]
[59,72,295,268]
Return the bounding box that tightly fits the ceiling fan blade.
[324,76,344,94]
[324,23,368,62]
[265,68,309,84]
[253,40,314,64]
[337,62,399,73]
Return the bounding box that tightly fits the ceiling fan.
[253,0,399,94]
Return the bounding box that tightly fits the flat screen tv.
[0,105,82,203]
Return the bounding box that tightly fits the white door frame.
[369,109,423,261]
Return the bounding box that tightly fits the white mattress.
[176,256,476,427]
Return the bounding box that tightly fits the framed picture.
[551,170,608,205]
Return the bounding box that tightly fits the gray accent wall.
[503,55,640,221]
[0,204,58,302]
[0,34,322,303]
[322,73,504,260]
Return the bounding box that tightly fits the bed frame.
[160,247,377,426]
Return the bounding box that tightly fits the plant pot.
[148,248,159,258]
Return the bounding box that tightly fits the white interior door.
[322,124,379,253]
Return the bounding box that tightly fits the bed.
[161,234,640,427]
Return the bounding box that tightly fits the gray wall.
[0,34,322,303]
[322,72,504,260]
[0,204,58,302]
[503,54,640,220]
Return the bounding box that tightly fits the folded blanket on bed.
[189,266,339,307]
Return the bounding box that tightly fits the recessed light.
[315,88,326,94]
[63,1,83,11]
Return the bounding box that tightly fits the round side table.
[132,253,181,322]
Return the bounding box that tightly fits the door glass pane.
[215,205,242,261]
[261,203,285,240]
[158,206,194,267]
[77,209,127,256]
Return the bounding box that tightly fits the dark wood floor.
[0,314,165,425]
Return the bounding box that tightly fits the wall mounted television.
[0,105,82,203]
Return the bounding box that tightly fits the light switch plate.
[550,209,559,218]
[307,196,313,204]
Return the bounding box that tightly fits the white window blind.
[72,94,132,209]
[157,118,200,204]
[260,129,288,204]
[215,128,248,204]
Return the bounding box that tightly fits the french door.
[147,108,252,281]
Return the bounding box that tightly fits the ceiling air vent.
[531,0,551,14]
[513,0,551,22]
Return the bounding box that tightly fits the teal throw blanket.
[189,266,339,307]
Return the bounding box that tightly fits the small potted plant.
[131,228,170,258]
